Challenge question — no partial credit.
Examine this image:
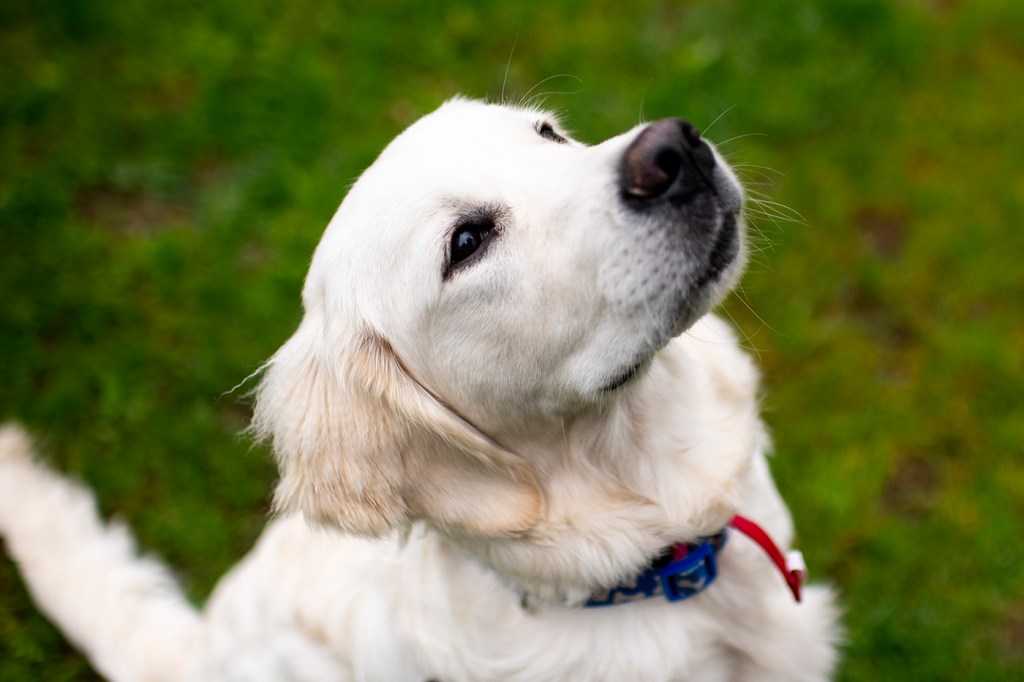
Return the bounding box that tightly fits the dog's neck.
[443,337,761,606]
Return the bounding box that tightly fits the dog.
[0,98,839,681]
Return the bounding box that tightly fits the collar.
[583,515,806,608]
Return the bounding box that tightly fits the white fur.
[0,99,840,681]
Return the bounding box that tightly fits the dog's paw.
[0,423,34,463]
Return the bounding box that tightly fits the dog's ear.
[251,313,543,537]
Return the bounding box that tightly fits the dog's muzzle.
[616,117,742,302]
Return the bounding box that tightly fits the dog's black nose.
[620,118,717,202]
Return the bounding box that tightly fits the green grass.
[2,0,1022,679]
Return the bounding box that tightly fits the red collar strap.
[729,514,806,602]
[583,514,807,608]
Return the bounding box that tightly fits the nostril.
[623,139,684,199]
[655,149,683,184]
[680,120,702,147]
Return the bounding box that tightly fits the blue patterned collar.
[583,515,806,608]
[584,531,729,607]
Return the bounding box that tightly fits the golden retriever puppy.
[0,99,839,681]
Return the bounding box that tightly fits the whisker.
[523,88,585,110]
[731,163,788,178]
[743,217,774,248]
[500,35,519,105]
[518,74,584,108]
[702,104,737,136]
[687,301,767,360]
[637,80,652,125]
[735,169,779,188]
[747,198,806,224]
[745,204,798,222]
[714,132,768,148]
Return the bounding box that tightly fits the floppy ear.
[251,313,543,537]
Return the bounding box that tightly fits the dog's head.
[253,99,745,538]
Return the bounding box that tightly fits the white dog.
[0,99,839,681]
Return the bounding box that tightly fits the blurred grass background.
[1,0,1022,679]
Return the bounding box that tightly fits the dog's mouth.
[692,213,741,292]
[601,357,647,392]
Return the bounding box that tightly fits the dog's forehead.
[307,100,571,322]
[407,98,551,141]
[320,101,552,248]
[333,99,570,240]
[374,99,559,168]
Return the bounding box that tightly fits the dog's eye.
[536,121,568,144]
[449,220,493,268]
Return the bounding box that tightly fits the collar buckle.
[659,539,721,602]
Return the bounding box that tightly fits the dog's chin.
[668,214,744,336]
[665,283,724,340]
[601,224,743,395]
[597,297,705,394]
